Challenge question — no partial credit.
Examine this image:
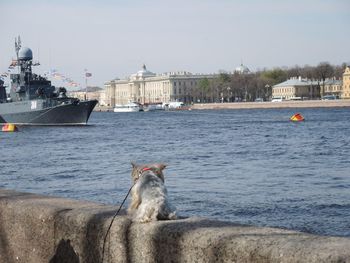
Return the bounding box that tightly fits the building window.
[174,82,176,86]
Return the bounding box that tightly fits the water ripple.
[1,108,350,237]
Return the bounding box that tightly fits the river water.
[1,107,350,237]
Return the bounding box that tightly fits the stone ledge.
[191,100,350,110]
[0,189,349,263]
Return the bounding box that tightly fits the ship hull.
[0,100,97,125]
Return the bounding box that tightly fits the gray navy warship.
[0,38,97,125]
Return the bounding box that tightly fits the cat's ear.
[154,163,166,171]
[131,162,137,169]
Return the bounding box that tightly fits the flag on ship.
[9,60,17,67]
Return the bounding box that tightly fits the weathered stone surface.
[128,218,350,263]
[191,100,350,110]
[1,189,349,263]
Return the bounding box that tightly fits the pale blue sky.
[0,0,349,88]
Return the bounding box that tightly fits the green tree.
[316,62,334,97]
[261,68,287,85]
[198,78,210,102]
[218,72,231,84]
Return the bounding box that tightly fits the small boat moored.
[143,103,164,112]
[113,101,142,112]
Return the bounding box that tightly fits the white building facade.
[104,65,215,106]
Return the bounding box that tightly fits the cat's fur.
[128,163,177,223]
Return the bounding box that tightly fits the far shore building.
[67,90,105,106]
[324,79,342,98]
[342,66,350,99]
[104,65,215,106]
[273,66,350,100]
[272,77,320,100]
[234,63,250,74]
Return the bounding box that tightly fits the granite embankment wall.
[191,100,350,110]
[1,189,349,263]
[94,100,350,112]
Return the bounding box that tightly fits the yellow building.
[104,65,214,106]
[342,66,350,99]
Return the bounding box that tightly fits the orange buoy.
[290,113,305,122]
[2,123,18,132]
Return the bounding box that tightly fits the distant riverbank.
[94,100,350,112]
[191,100,350,110]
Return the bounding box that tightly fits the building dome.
[18,47,33,61]
[136,64,156,78]
[234,63,250,74]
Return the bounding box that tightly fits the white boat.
[271,96,283,102]
[144,103,164,112]
[163,101,186,110]
[168,101,184,109]
[113,102,141,112]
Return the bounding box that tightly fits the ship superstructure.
[0,37,97,125]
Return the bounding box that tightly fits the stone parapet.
[191,100,350,110]
[0,189,349,263]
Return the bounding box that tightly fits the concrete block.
[1,189,349,263]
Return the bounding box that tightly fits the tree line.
[191,62,347,103]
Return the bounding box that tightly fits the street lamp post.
[265,84,271,100]
[227,87,231,102]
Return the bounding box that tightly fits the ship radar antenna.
[15,36,22,59]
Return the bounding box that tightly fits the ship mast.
[14,36,33,100]
[15,36,21,73]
